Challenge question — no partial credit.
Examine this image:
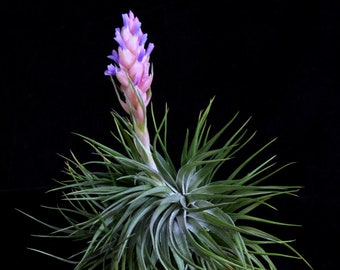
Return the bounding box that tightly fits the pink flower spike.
[105,11,158,171]
[106,11,153,115]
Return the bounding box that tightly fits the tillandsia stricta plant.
[19,10,313,270]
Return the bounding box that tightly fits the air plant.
[20,10,313,270]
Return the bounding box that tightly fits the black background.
[2,0,339,269]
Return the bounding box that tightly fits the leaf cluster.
[19,98,312,269]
